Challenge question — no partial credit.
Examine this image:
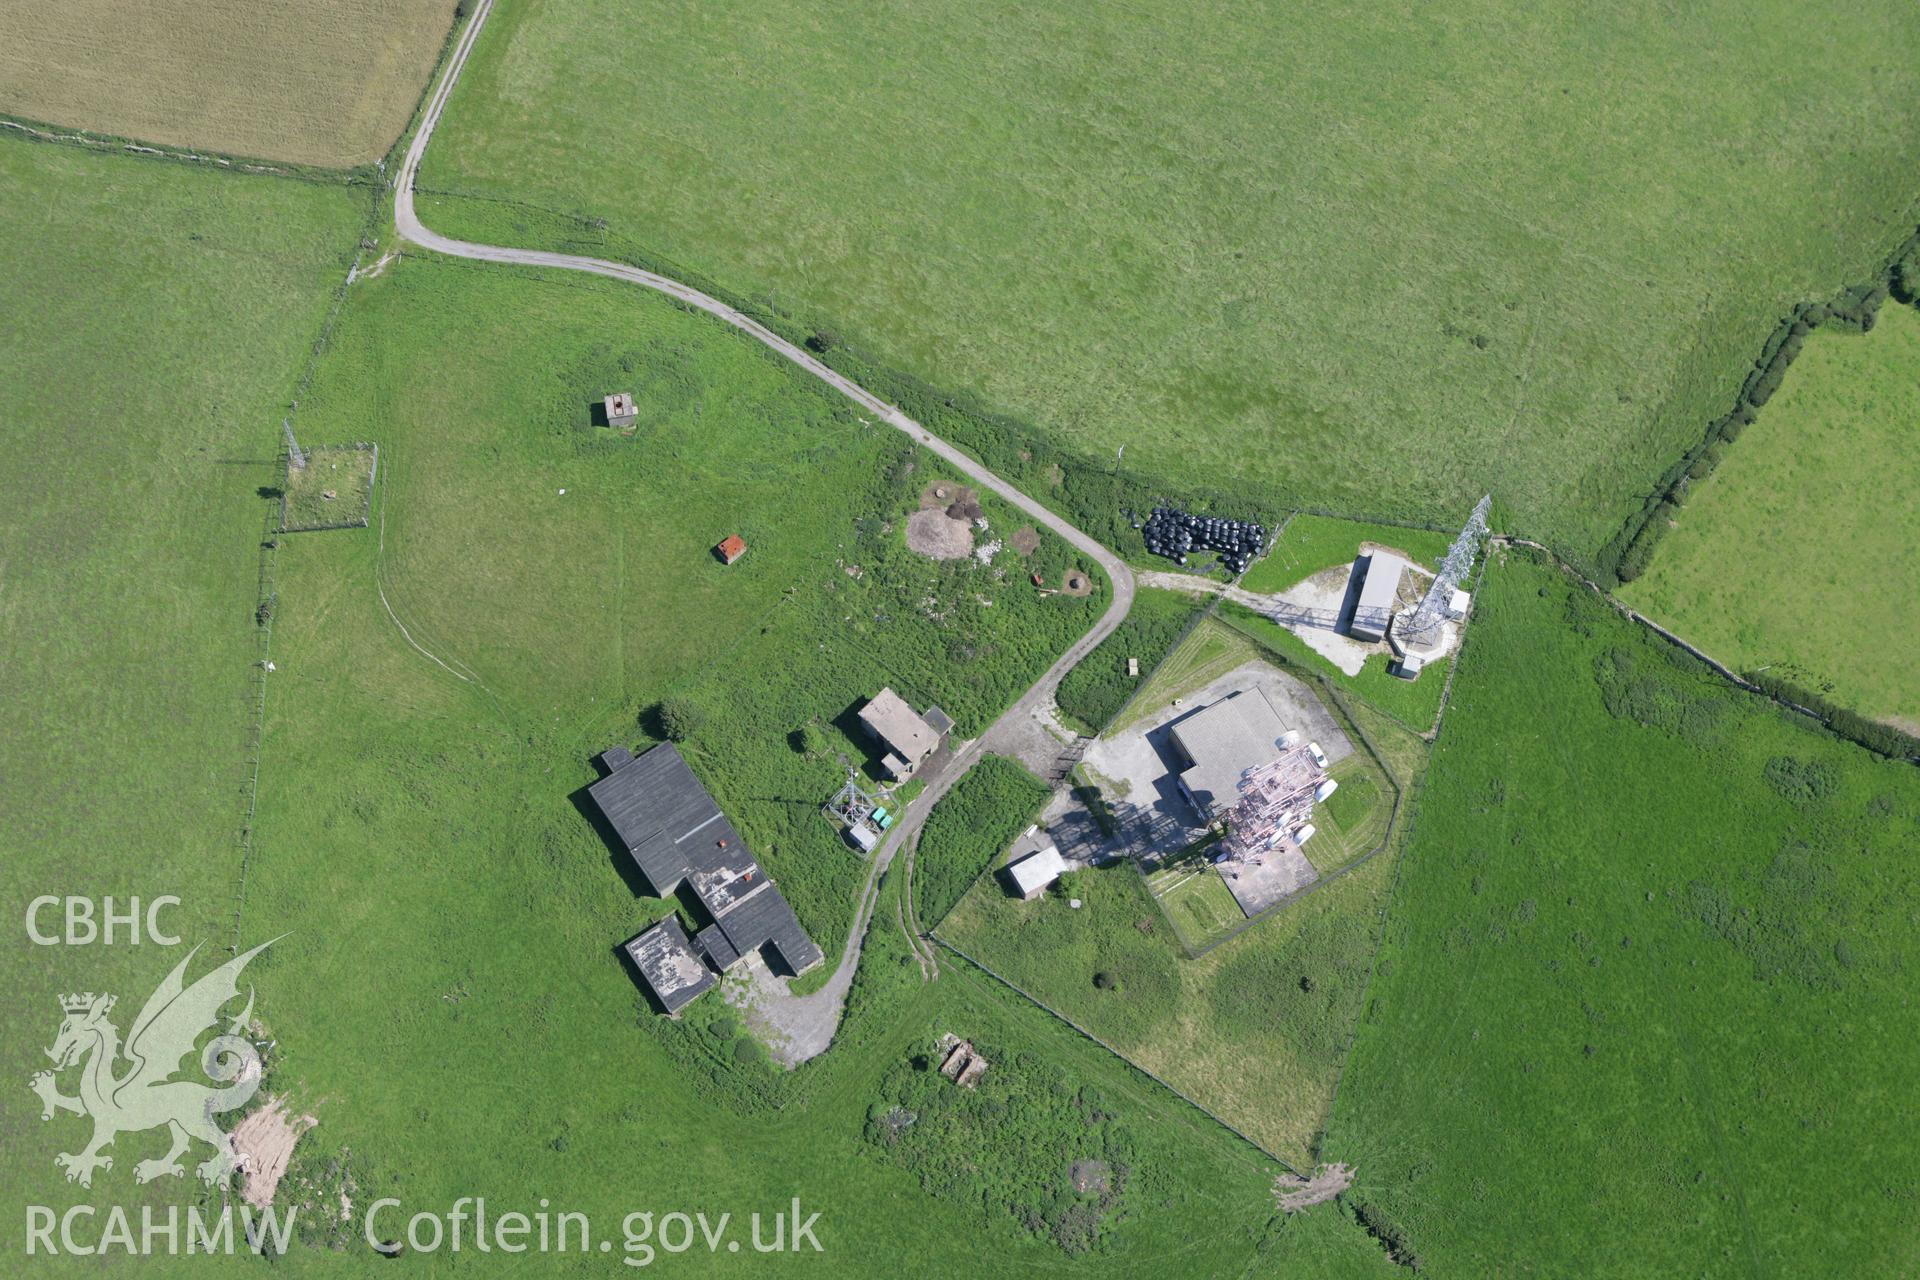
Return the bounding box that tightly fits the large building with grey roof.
[1348,551,1406,643]
[1168,687,1291,819]
[591,743,824,1014]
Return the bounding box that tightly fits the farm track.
[394,0,1133,1062]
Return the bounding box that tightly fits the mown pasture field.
[0,0,458,168]
[1240,516,1453,598]
[421,0,1920,561]
[1623,301,1920,729]
[1323,552,1920,1276]
[0,139,367,1255]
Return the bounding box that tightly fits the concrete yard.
[1215,839,1320,917]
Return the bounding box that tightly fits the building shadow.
[570,777,658,902]
[1336,556,1368,634]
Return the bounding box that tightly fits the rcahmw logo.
[24,933,295,1257]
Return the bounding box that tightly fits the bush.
[1614,511,1669,583]
[653,696,704,742]
[1763,754,1839,807]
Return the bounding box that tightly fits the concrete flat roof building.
[1348,552,1406,642]
[858,688,942,775]
[1005,842,1068,900]
[590,744,824,1009]
[1169,688,1291,819]
[622,916,714,1015]
[604,392,638,430]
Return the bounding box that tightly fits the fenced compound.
[1133,662,1407,959]
[279,442,378,532]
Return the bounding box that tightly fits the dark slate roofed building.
[589,741,729,895]
[591,743,825,1010]
[623,916,715,1015]
[695,923,741,971]
[714,883,824,975]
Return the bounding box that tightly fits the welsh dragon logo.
[29,940,272,1189]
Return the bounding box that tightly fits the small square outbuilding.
[604,392,638,431]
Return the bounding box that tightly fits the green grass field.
[1053,587,1205,734]
[0,0,458,168]
[0,146,1395,1271]
[0,138,368,1258]
[940,844,1401,1167]
[913,755,1050,929]
[1323,551,1920,1275]
[1241,516,1453,597]
[1110,615,1258,732]
[1623,302,1920,729]
[228,242,1383,1273]
[421,0,1920,560]
[249,251,1104,963]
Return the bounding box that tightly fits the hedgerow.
[1603,225,1920,585]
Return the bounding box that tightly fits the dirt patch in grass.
[1061,569,1094,597]
[233,1096,317,1209]
[907,507,974,560]
[1274,1162,1353,1211]
[920,480,976,510]
[1010,525,1040,555]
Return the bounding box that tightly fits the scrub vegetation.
[1053,588,1205,733]
[1623,301,1920,732]
[914,755,1051,928]
[1323,552,1920,1276]
[865,1036,1143,1256]
[939,846,1402,1166]
[0,0,459,169]
[423,0,1920,562]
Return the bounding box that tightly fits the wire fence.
[929,933,1298,1172]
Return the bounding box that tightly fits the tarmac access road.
[394,0,1136,1064]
